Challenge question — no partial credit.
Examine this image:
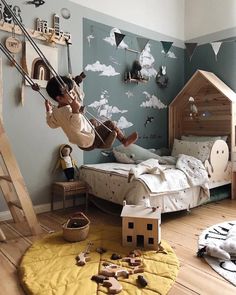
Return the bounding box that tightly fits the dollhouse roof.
[121,204,161,219]
[170,70,236,106]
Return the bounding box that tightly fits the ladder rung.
[0,175,12,182]
[9,200,22,210]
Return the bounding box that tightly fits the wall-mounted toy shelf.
[0,14,71,46]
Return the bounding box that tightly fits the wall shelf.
[0,19,69,46]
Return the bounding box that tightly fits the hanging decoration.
[61,7,71,20]
[155,66,168,88]
[210,42,223,61]
[185,42,198,61]
[136,37,149,53]
[161,41,173,55]
[189,96,198,119]
[114,32,125,47]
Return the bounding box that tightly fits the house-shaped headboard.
[169,70,236,153]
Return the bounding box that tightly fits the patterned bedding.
[79,156,211,213]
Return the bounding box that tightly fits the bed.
[79,139,231,213]
[79,70,236,212]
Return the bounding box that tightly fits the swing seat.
[80,131,117,151]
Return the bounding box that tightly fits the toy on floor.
[76,241,93,266]
[92,275,123,294]
[137,275,148,287]
[53,144,79,181]
[197,224,236,260]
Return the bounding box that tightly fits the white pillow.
[181,135,227,142]
[171,139,214,162]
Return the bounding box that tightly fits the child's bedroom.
[0,0,236,294]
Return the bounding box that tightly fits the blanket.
[128,154,210,200]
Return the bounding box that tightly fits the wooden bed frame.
[168,70,236,199]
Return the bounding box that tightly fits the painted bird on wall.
[144,116,154,127]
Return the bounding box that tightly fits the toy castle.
[121,200,161,250]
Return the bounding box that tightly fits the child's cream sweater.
[46,105,95,148]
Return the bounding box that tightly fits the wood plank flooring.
[0,198,236,295]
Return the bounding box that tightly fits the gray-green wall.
[185,41,236,91]
[83,18,184,164]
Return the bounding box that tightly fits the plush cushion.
[171,139,214,162]
[181,135,227,142]
[113,144,168,164]
[113,150,135,164]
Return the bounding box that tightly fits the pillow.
[181,135,227,142]
[113,144,167,164]
[171,139,214,162]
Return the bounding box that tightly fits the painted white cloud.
[85,61,120,76]
[161,49,177,59]
[104,28,128,49]
[140,91,167,109]
[115,116,133,129]
[139,43,157,78]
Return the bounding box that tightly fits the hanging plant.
[156,66,168,88]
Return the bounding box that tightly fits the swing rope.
[0,0,114,144]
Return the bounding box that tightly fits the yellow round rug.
[19,225,179,295]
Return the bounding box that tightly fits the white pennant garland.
[210,42,222,61]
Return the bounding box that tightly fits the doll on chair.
[53,144,79,181]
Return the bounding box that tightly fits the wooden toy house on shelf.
[168,69,236,199]
[121,201,161,250]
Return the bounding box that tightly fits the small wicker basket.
[62,212,90,242]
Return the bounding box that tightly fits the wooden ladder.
[0,120,42,235]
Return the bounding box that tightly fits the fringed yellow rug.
[19,225,179,295]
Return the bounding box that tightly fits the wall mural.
[85,61,120,76]
[83,18,184,164]
[140,92,167,109]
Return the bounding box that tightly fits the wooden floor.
[0,198,236,295]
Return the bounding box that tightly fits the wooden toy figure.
[53,144,79,181]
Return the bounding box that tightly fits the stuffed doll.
[197,224,236,260]
[53,144,79,181]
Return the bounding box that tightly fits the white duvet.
[128,154,209,199]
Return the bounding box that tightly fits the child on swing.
[45,76,138,150]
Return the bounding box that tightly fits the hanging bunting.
[210,42,222,61]
[114,32,126,48]
[185,42,198,61]
[137,37,149,53]
[161,41,173,55]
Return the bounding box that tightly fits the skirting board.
[0,198,85,222]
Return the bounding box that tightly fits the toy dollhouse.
[121,201,161,250]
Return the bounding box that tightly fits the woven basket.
[62,212,90,242]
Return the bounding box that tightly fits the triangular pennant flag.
[114,32,125,47]
[210,42,222,61]
[161,41,173,54]
[137,37,149,52]
[185,43,198,61]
